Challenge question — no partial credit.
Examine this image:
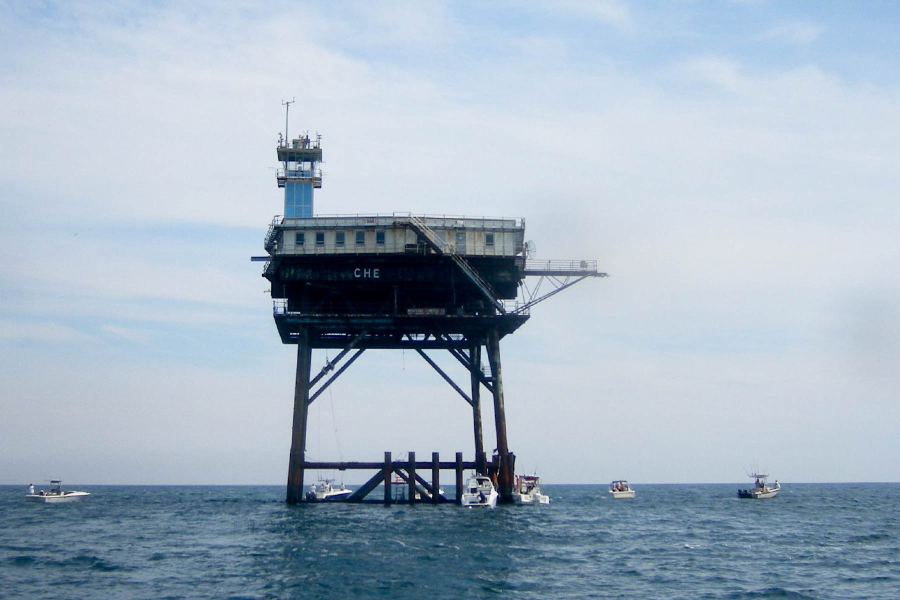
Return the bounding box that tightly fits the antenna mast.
[282,97,296,143]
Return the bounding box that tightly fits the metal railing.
[272,212,524,229]
[524,259,598,273]
[272,299,528,318]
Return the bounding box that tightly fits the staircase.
[405,216,506,314]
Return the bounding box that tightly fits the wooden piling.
[383,451,392,505]
[407,451,416,504]
[431,452,440,504]
[455,452,464,503]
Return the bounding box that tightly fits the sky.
[1,1,899,486]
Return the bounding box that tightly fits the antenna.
[282,97,295,143]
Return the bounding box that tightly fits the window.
[335,231,345,246]
[376,231,385,245]
[295,232,305,246]
[485,233,495,247]
[455,231,466,249]
[356,231,365,245]
[315,232,325,246]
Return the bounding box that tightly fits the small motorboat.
[609,480,635,499]
[306,479,353,501]
[738,473,780,499]
[26,481,90,503]
[460,474,498,508]
[512,474,550,505]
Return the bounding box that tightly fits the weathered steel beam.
[302,460,478,470]
[448,343,494,394]
[455,452,464,503]
[486,329,513,502]
[470,344,486,474]
[308,348,365,405]
[432,452,440,505]
[383,452,392,505]
[286,330,312,504]
[346,470,386,502]
[415,349,473,407]
[407,451,416,503]
[309,330,368,388]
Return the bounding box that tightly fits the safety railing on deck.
[523,259,598,273]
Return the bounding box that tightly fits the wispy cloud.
[99,324,154,345]
[670,56,748,93]
[554,0,632,31]
[757,21,824,44]
[0,320,93,343]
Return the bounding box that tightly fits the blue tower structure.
[277,132,322,218]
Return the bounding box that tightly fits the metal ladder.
[406,216,506,314]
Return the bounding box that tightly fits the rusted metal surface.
[286,332,312,504]
[294,455,478,504]
[486,329,513,502]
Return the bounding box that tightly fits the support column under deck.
[486,329,514,502]
[286,329,313,504]
[470,344,486,474]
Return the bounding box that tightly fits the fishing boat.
[306,479,353,501]
[460,474,498,508]
[26,481,90,503]
[512,474,550,505]
[609,480,635,499]
[737,473,780,499]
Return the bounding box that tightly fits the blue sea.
[1,483,898,599]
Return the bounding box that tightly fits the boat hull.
[461,493,498,508]
[26,492,90,503]
[609,490,635,499]
[513,492,550,504]
[461,475,498,508]
[737,488,779,499]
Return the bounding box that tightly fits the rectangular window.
[485,233,495,247]
[355,231,365,245]
[376,231,385,245]
[315,232,325,246]
[295,232,305,246]
[335,231,345,246]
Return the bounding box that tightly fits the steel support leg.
[470,344,486,474]
[486,329,514,502]
[286,330,312,504]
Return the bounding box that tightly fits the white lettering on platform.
[353,267,380,279]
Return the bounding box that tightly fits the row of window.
[293,231,495,247]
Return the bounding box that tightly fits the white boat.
[512,474,550,505]
[737,473,780,499]
[609,480,635,499]
[460,474,499,508]
[26,481,90,503]
[306,479,353,501]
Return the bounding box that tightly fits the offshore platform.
[258,112,604,504]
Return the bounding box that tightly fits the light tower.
[276,125,322,218]
[258,115,604,504]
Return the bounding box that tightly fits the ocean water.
[1,483,898,599]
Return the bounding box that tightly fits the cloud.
[670,56,748,93]
[2,2,900,484]
[553,0,632,31]
[0,319,93,343]
[99,324,154,345]
[756,21,825,45]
